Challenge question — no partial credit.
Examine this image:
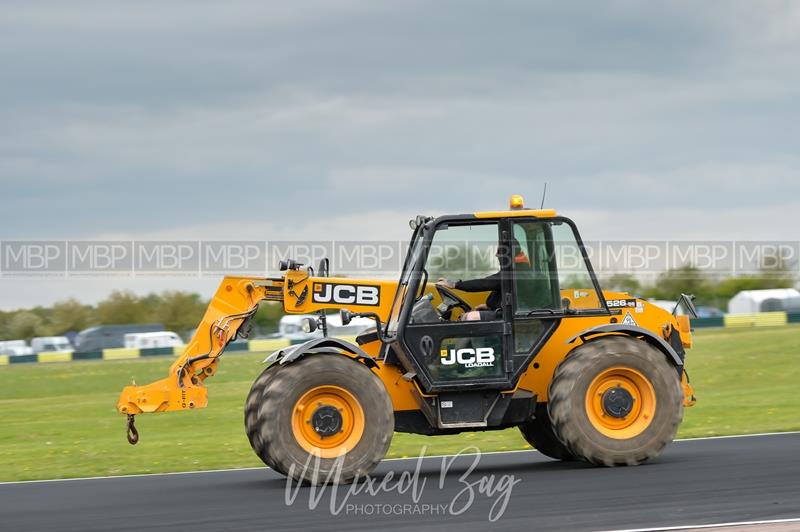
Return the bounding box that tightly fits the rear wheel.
[548,336,682,466]
[518,403,576,461]
[245,355,393,484]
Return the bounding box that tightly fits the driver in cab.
[436,240,529,321]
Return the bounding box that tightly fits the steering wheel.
[435,284,472,319]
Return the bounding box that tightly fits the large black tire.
[548,336,683,466]
[244,363,287,474]
[245,354,393,484]
[519,403,577,461]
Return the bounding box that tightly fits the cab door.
[396,219,512,392]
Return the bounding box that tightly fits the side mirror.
[279,259,302,271]
[318,258,330,277]
[301,317,318,334]
[340,310,388,343]
[676,294,698,318]
[339,309,354,326]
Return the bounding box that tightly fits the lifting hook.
[126,414,139,445]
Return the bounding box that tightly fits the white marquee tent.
[727,288,800,314]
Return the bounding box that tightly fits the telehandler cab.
[117,195,696,483]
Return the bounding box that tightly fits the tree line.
[601,265,796,310]
[1,266,795,341]
[0,290,284,342]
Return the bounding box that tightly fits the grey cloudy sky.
[2,1,799,308]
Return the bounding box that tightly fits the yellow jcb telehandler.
[117,195,697,483]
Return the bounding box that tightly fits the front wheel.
[548,336,683,466]
[245,355,393,484]
[244,363,287,474]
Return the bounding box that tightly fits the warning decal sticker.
[621,312,638,327]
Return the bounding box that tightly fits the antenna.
[540,182,548,209]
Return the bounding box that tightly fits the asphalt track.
[1,432,799,532]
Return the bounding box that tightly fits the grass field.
[1,325,799,482]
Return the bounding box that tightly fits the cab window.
[425,222,499,284]
[416,222,501,323]
[549,221,604,310]
[511,222,557,313]
[511,220,604,312]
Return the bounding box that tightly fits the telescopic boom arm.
[115,268,394,444]
[116,276,280,443]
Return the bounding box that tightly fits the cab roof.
[473,208,557,219]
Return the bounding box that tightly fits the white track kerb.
[604,517,800,531]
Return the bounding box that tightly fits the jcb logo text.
[312,283,380,306]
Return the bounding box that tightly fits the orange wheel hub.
[291,385,365,458]
[585,366,656,439]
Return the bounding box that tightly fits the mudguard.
[566,324,684,367]
[264,337,379,369]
